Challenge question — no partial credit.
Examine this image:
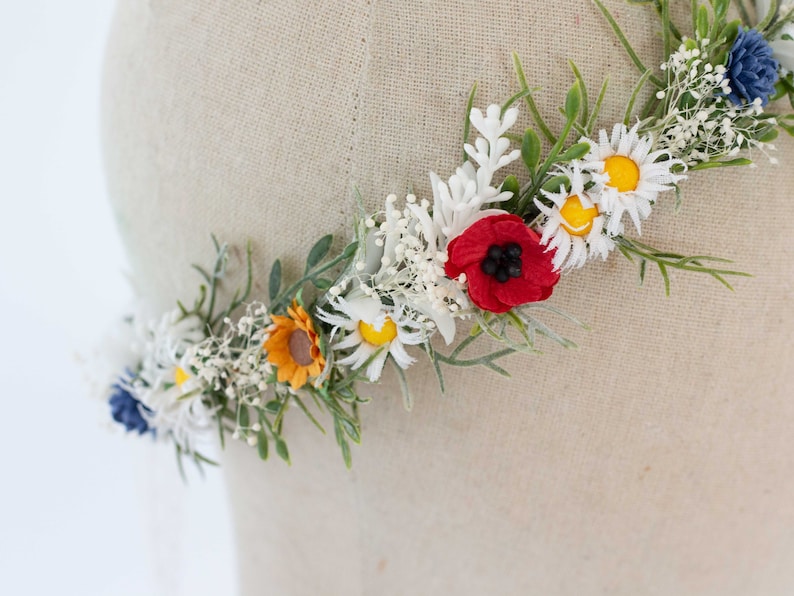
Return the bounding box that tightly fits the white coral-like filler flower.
[430,104,521,245]
[535,162,615,271]
[585,123,685,236]
[132,309,214,452]
[336,104,521,345]
[317,294,424,382]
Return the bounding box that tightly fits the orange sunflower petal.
[265,301,326,390]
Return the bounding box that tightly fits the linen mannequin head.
[103,1,794,594]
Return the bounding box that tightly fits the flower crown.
[107,0,794,474]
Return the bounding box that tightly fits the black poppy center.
[480,243,523,283]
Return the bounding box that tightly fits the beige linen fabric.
[102,0,794,594]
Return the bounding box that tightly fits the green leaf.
[586,76,609,135]
[340,241,359,260]
[257,429,269,460]
[305,234,333,273]
[714,0,730,22]
[501,175,520,199]
[557,142,591,162]
[616,236,751,294]
[697,4,710,40]
[264,399,281,414]
[720,20,740,47]
[624,68,652,126]
[268,259,281,303]
[779,117,794,136]
[541,174,570,194]
[425,343,446,394]
[521,128,541,172]
[394,362,413,411]
[568,60,589,127]
[462,82,478,161]
[501,88,535,116]
[340,439,352,469]
[758,127,779,143]
[500,175,520,212]
[758,0,779,31]
[658,263,671,296]
[661,0,671,61]
[275,438,291,464]
[340,419,361,444]
[217,416,226,449]
[689,157,753,170]
[238,405,249,429]
[313,278,333,290]
[565,81,581,120]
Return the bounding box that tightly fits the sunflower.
[264,301,325,390]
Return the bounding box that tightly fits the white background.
[0,2,236,594]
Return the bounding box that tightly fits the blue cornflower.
[109,380,154,435]
[725,28,779,106]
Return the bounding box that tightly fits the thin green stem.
[513,53,556,144]
[593,0,665,88]
[270,244,356,313]
[516,113,577,215]
[733,0,752,26]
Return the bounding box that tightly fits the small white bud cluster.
[190,302,274,436]
[656,41,776,165]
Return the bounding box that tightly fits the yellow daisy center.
[604,155,640,192]
[559,194,599,237]
[174,366,190,387]
[359,317,398,346]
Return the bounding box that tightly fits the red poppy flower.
[445,214,560,313]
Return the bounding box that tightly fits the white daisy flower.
[534,163,615,271]
[132,309,215,452]
[585,123,685,236]
[317,294,424,383]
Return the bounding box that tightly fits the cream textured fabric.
[102,1,794,594]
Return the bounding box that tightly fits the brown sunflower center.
[288,329,315,366]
